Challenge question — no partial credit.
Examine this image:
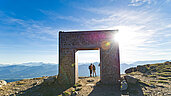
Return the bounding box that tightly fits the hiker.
[93,64,96,77]
[89,63,93,77]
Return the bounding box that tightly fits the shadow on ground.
[11,77,144,96]
[14,77,72,96]
[89,81,144,96]
[121,82,144,96]
[88,81,121,96]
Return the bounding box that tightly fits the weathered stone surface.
[125,67,137,74]
[0,80,7,87]
[58,30,120,85]
[121,80,128,91]
[137,65,148,73]
[43,76,57,85]
[124,75,138,84]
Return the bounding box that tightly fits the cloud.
[77,4,171,63]
[128,0,153,6]
[0,11,58,41]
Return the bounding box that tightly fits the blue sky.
[0,0,171,64]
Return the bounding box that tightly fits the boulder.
[0,80,7,87]
[137,65,148,73]
[87,79,94,82]
[43,76,56,85]
[164,61,171,65]
[125,67,137,74]
[150,66,157,72]
[124,75,138,84]
[121,80,128,91]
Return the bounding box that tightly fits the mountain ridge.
[0,60,170,81]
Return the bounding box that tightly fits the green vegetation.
[144,93,150,96]
[139,81,151,87]
[0,87,4,91]
[63,91,71,96]
[16,81,26,85]
[156,72,171,77]
[126,61,170,75]
[128,72,142,75]
[32,77,44,80]
[168,77,171,81]
[148,75,156,78]
[145,62,171,73]
[73,83,82,88]
[158,77,168,80]
[150,80,157,83]
[162,69,171,72]
[157,80,169,84]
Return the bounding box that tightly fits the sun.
[113,32,121,42]
[113,26,138,46]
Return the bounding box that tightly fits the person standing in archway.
[93,64,96,77]
[89,63,93,77]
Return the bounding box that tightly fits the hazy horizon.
[0,59,170,66]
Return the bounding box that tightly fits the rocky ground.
[125,61,171,96]
[0,77,47,96]
[0,62,170,96]
[1,75,170,96]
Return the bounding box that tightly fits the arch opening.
[75,49,100,78]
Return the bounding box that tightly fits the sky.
[0,0,171,65]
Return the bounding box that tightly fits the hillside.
[124,61,171,96]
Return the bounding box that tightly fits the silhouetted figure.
[93,64,96,77]
[89,64,93,77]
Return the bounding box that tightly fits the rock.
[43,76,56,85]
[0,80,7,87]
[124,75,138,84]
[86,84,95,86]
[87,79,94,82]
[75,87,82,91]
[121,80,128,91]
[149,66,157,72]
[32,82,38,86]
[62,91,71,96]
[164,61,170,65]
[125,67,137,74]
[71,91,78,96]
[137,65,148,73]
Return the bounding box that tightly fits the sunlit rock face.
[58,30,120,85]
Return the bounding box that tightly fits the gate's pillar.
[58,48,76,85]
[100,41,120,85]
[57,32,77,85]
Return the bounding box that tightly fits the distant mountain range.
[0,60,170,81]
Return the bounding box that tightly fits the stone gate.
[58,30,120,85]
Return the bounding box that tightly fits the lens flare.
[101,41,111,50]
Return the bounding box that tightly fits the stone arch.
[58,30,120,85]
